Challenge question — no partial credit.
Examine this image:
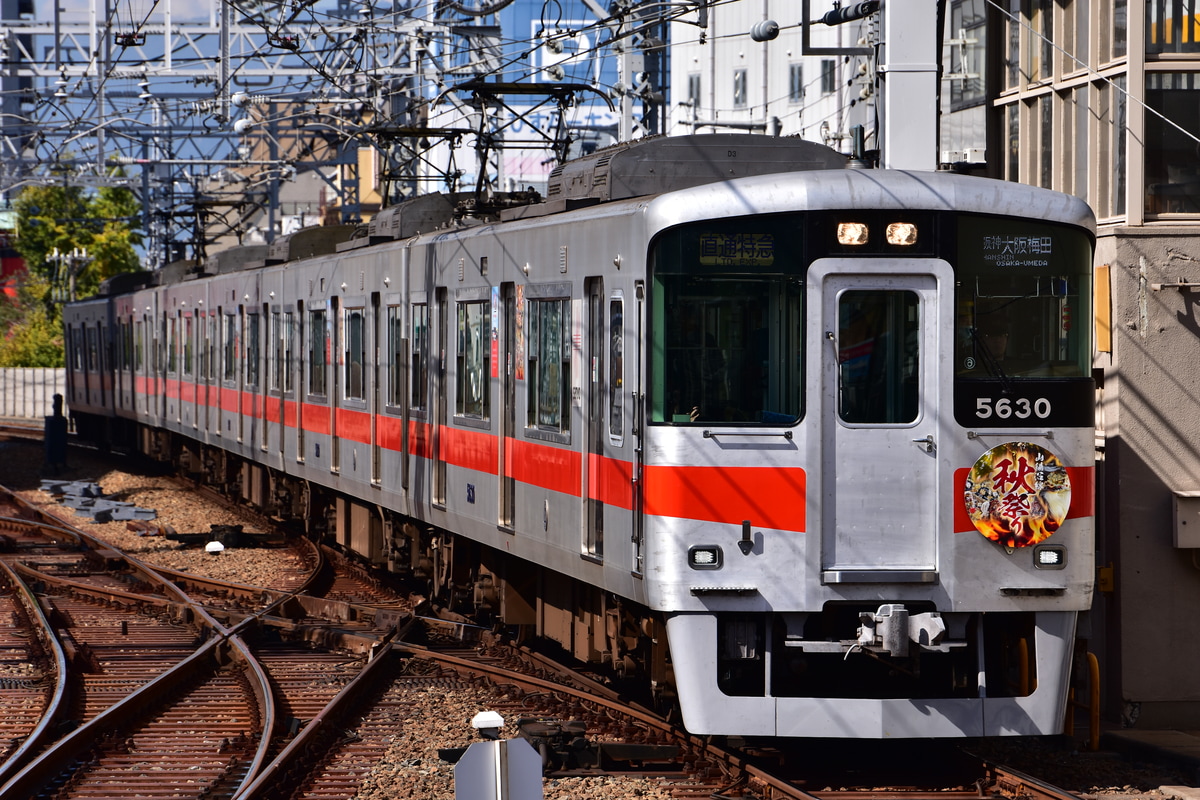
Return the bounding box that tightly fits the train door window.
[71,327,84,371]
[246,312,261,387]
[183,315,194,377]
[168,316,178,374]
[282,312,295,394]
[609,296,623,438]
[308,307,327,397]
[270,312,282,391]
[344,306,365,401]
[456,298,490,420]
[223,313,237,382]
[200,313,212,381]
[386,305,404,407]
[135,320,144,372]
[411,303,428,413]
[836,290,920,424]
[86,327,99,373]
[526,295,571,435]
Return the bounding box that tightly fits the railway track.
[0,460,1100,800]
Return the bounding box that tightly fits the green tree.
[0,272,64,367]
[3,177,142,367]
[12,178,142,302]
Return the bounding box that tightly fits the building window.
[246,313,260,387]
[1005,0,1021,89]
[788,63,804,103]
[687,73,701,108]
[821,59,837,94]
[1039,94,1053,190]
[308,308,327,396]
[948,0,985,108]
[457,299,490,419]
[344,306,365,401]
[527,297,571,433]
[1146,72,1200,214]
[733,68,747,108]
[1006,103,1020,183]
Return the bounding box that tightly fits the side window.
[456,299,490,419]
[344,306,365,401]
[246,313,260,387]
[609,298,623,437]
[308,308,327,396]
[527,297,571,433]
[411,303,428,412]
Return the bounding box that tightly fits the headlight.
[1033,544,1067,569]
[688,545,723,570]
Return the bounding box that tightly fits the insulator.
[750,20,780,42]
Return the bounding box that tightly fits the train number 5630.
[975,396,1052,419]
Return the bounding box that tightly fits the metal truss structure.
[0,0,677,267]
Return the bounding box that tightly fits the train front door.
[813,260,951,583]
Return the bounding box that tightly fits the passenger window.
[456,299,490,419]
[526,297,570,433]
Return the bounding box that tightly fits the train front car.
[643,169,1096,738]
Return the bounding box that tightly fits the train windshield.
[648,217,805,425]
[955,216,1093,380]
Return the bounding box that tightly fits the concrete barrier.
[0,368,68,420]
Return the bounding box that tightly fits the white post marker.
[454,712,543,800]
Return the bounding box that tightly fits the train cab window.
[837,290,920,424]
[344,306,365,401]
[456,299,490,419]
[954,216,1092,380]
[649,217,805,425]
[308,308,328,397]
[526,296,571,434]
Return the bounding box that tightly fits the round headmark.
[964,442,1071,548]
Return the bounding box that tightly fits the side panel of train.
[70,160,1098,740]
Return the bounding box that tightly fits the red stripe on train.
[953,465,1095,534]
[643,464,807,531]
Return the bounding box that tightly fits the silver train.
[64,134,1097,739]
